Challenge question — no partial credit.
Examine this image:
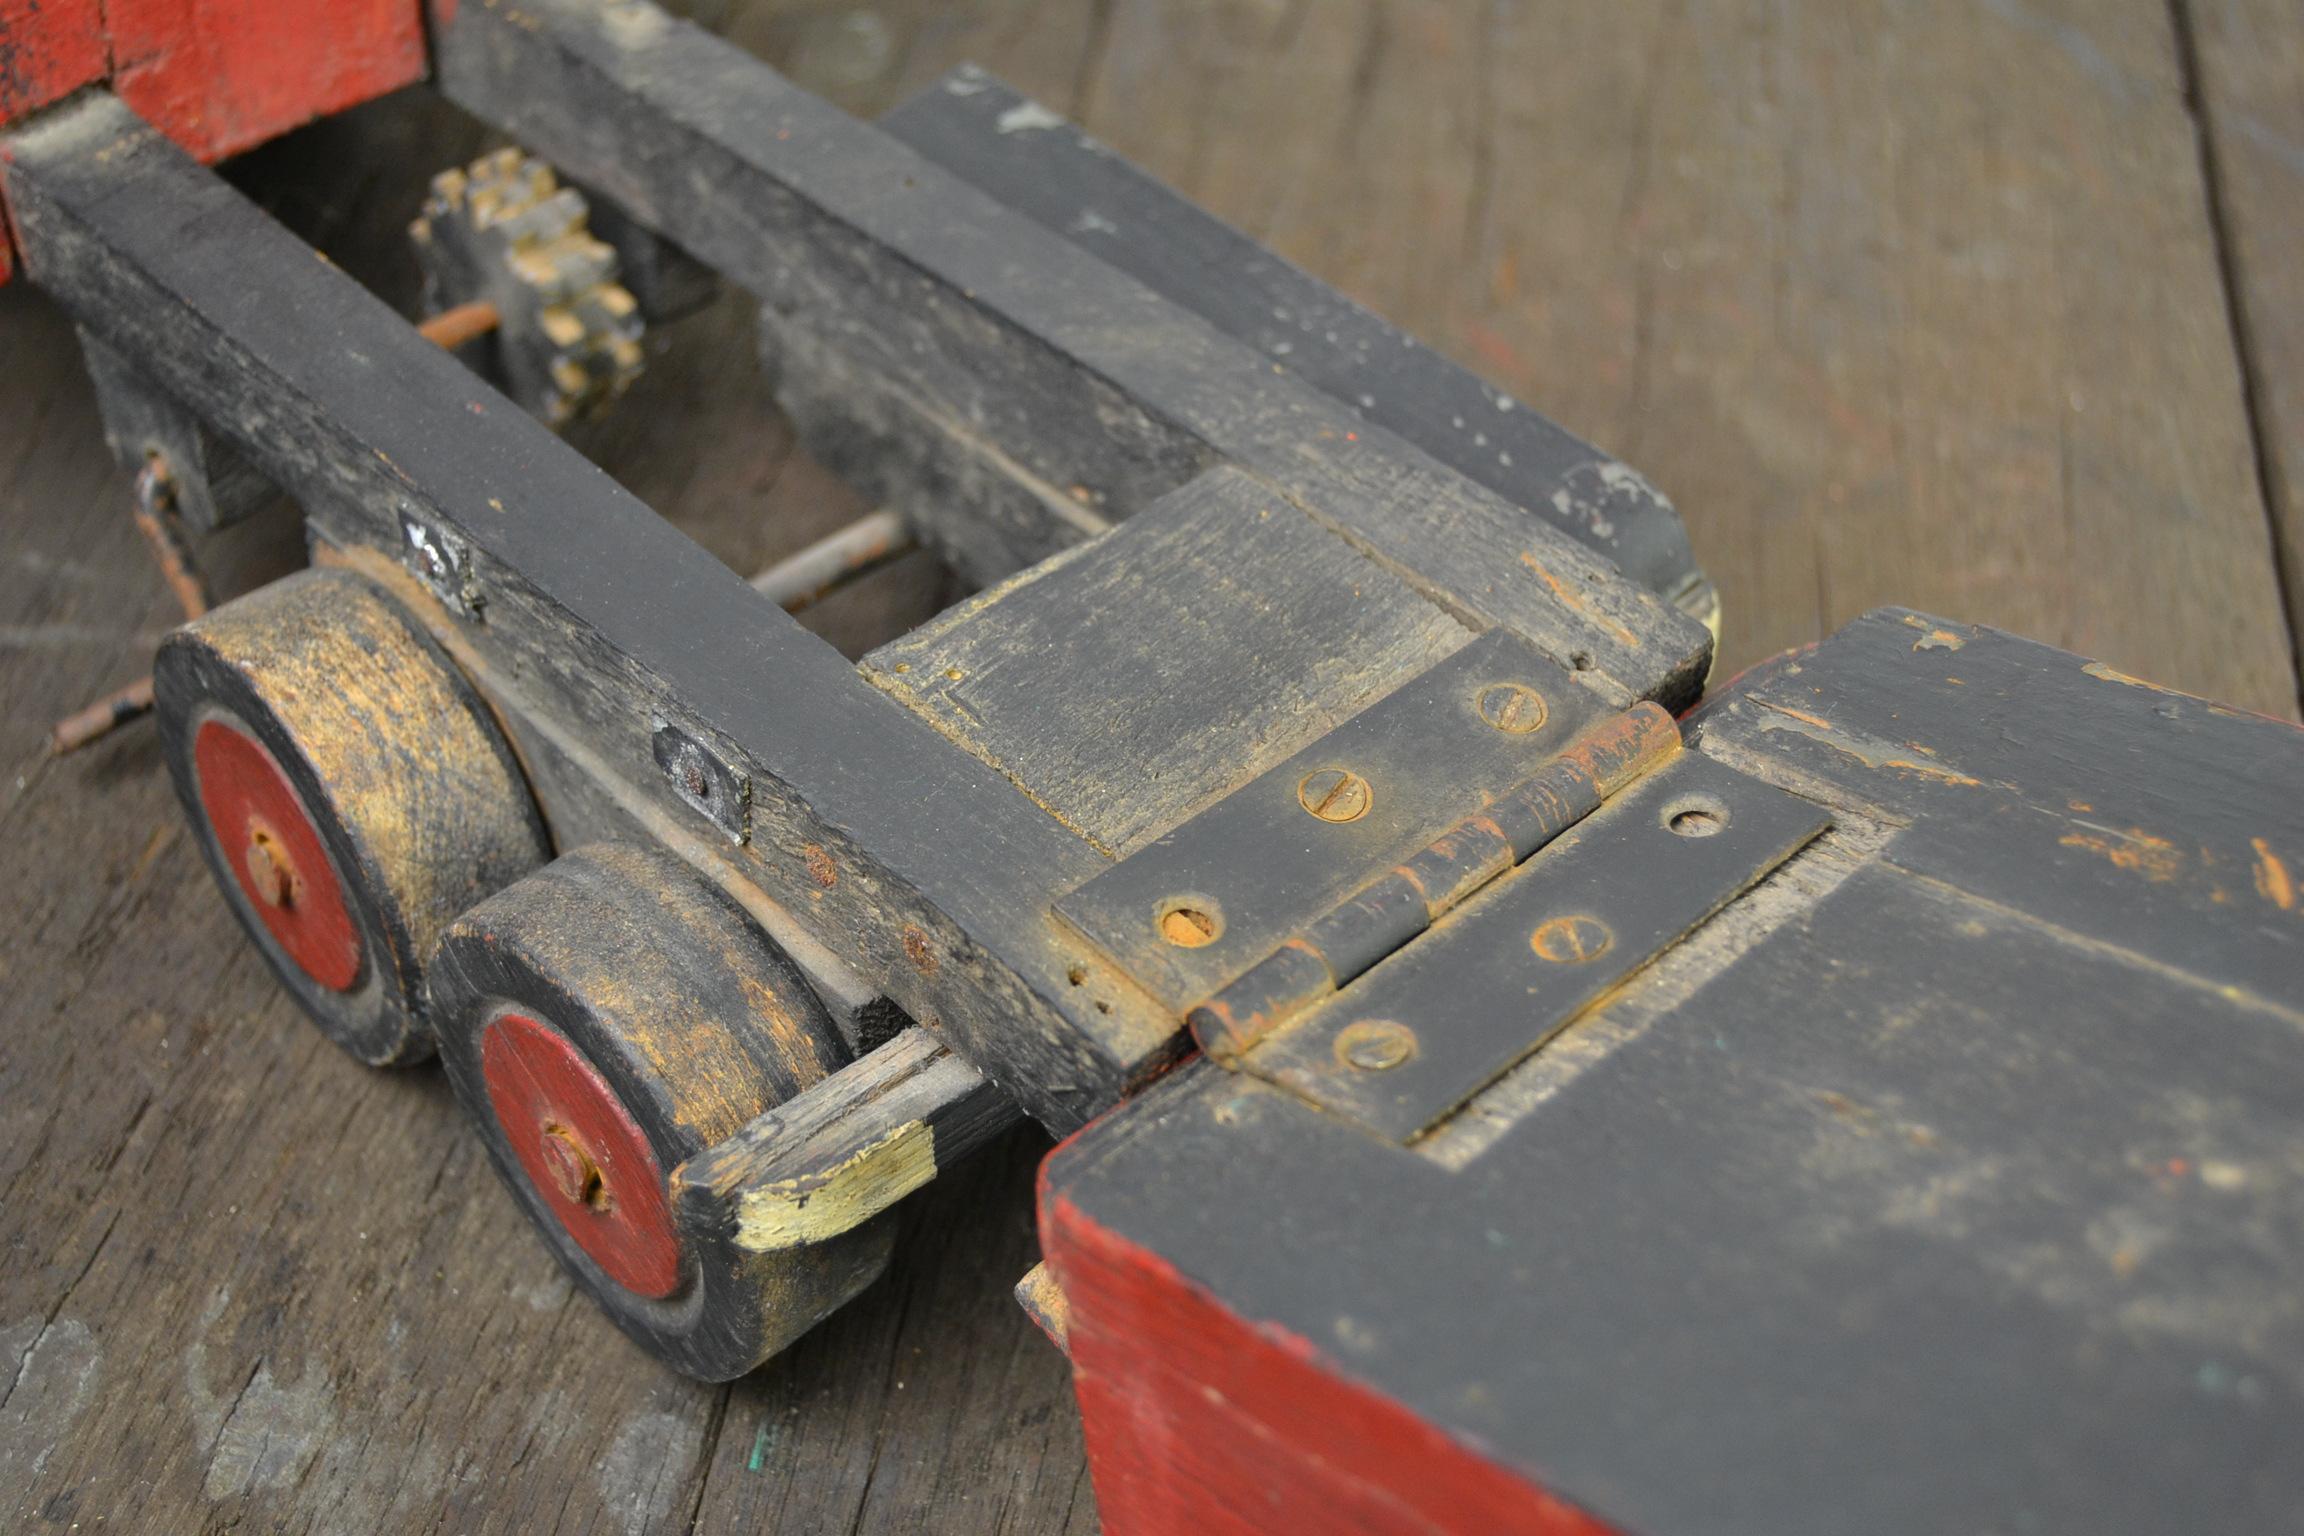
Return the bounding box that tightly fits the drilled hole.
[1664,796,1729,837]
[1157,903,1221,948]
[1067,966,1088,986]
[1570,650,1595,672]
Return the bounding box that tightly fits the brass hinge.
[1050,626,1832,1143]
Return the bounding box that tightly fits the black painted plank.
[878,68,1711,621]
[0,96,1168,1134]
[431,0,1712,713]
[865,465,1472,860]
[1692,608,2304,1004]
[1047,608,2304,1534]
[1056,856,2304,1535]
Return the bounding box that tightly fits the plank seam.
[2166,0,2304,712]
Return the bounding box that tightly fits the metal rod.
[50,677,157,755]
[748,508,916,612]
[52,461,207,755]
[419,299,502,351]
[130,459,210,620]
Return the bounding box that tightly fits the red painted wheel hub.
[194,719,363,992]
[480,1011,683,1299]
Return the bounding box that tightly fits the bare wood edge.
[1012,1261,1071,1357]
[675,1025,1019,1254]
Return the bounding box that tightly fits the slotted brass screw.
[1335,1019,1416,1071]
[1531,913,1614,964]
[1477,683,1548,734]
[1298,768,1373,823]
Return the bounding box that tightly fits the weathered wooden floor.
[3,2,2299,1531]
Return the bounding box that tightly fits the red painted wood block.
[1041,1179,1620,1536]
[1,0,427,277]
[106,0,425,162]
[0,0,107,122]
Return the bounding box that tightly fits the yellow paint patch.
[2080,659,2191,698]
[734,1119,937,1252]
[2059,827,2185,883]
[1753,701,1985,786]
[2254,839,2297,913]
[1517,552,1641,650]
[1901,616,1966,652]
[1878,758,1983,786]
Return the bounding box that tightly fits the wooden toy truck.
[5,4,2301,1531]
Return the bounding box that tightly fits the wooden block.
[880,69,1711,622]
[431,0,1715,714]
[674,1024,1017,1258]
[865,466,1473,857]
[1044,611,2304,1536]
[1692,607,2304,1000]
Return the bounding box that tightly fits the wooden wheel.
[429,841,893,1380]
[154,568,549,1065]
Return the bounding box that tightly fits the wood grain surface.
[2,1,2297,1532]
[2188,0,2304,687]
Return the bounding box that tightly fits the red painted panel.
[194,717,366,992]
[1043,1179,1623,1536]
[0,0,108,122]
[107,0,426,162]
[1,0,426,279]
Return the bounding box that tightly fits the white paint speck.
[996,101,1065,134]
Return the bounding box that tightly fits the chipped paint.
[1515,552,1640,649]
[2059,826,2185,883]
[1767,702,1835,731]
[2077,658,2210,704]
[1753,700,1985,786]
[733,1119,936,1251]
[2254,839,2296,913]
[995,100,1065,134]
[1900,614,1967,652]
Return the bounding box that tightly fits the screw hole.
[1664,797,1729,837]
[1157,902,1221,948]
[1067,966,1087,986]
[1569,650,1595,672]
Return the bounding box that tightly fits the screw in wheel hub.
[480,1011,683,1299]
[193,719,363,992]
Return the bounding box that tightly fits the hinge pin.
[1189,702,1682,1061]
